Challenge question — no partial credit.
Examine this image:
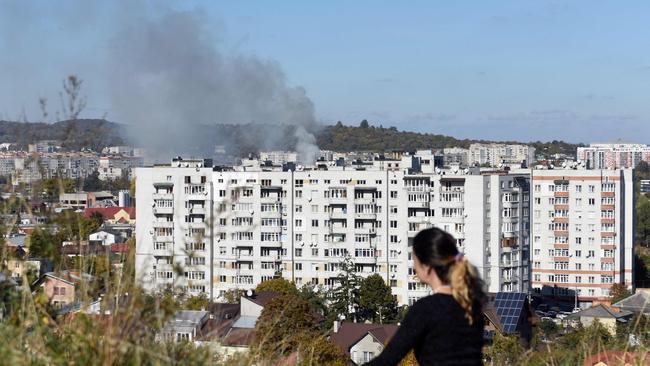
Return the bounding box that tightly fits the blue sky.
[1,0,650,143]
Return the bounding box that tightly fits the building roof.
[110,243,129,253]
[84,207,136,220]
[583,350,650,366]
[243,291,280,307]
[613,291,650,314]
[221,328,257,347]
[330,322,398,354]
[34,271,95,286]
[569,304,633,320]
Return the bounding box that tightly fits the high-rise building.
[135,156,531,305]
[530,169,635,305]
[469,143,536,167]
[577,143,650,169]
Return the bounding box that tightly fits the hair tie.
[455,253,464,262]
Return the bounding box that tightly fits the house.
[156,310,211,342]
[483,292,534,345]
[162,291,280,358]
[89,230,117,246]
[567,304,633,335]
[32,271,95,308]
[612,290,650,315]
[84,207,135,225]
[583,350,650,366]
[329,322,398,365]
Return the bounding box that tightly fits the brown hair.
[412,227,486,324]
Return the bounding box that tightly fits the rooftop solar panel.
[493,292,527,333]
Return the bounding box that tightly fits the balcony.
[188,206,206,215]
[153,193,173,200]
[353,256,378,265]
[354,227,377,235]
[354,197,376,205]
[153,207,173,215]
[554,191,569,198]
[329,211,349,220]
[153,247,173,257]
[553,243,570,249]
[601,218,615,224]
[261,196,282,204]
[152,221,174,229]
[153,235,173,242]
[355,212,377,220]
[328,196,348,205]
[261,226,283,233]
[409,201,430,209]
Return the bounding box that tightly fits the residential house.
[567,304,633,335]
[89,230,117,246]
[157,310,211,342]
[32,271,95,308]
[329,321,398,365]
[483,292,534,345]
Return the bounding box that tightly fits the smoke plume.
[107,7,319,162]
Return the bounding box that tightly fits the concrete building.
[530,169,635,305]
[577,143,650,169]
[442,147,469,167]
[135,157,530,305]
[469,143,536,167]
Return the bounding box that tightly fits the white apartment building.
[530,169,635,305]
[469,143,536,167]
[135,158,531,306]
[577,143,650,169]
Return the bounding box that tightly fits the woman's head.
[412,227,486,324]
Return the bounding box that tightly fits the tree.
[637,199,650,247]
[27,227,60,263]
[255,278,298,296]
[298,284,329,327]
[610,283,632,304]
[253,294,319,360]
[223,289,243,304]
[184,293,210,310]
[485,333,524,365]
[359,119,370,128]
[295,334,347,366]
[329,256,361,323]
[358,274,398,323]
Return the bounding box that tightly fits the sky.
[1,0,650,144]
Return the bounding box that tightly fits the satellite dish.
[246,289,254,297]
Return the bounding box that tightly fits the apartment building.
[577,143,650,169]
[530,169,634,305]
[469,143,536,167]
[135,157,531,305]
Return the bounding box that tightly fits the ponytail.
[412,228,487,325]
[449,257,485,325]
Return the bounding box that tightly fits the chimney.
[333,320,340,333]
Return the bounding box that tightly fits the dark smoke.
[107,8,320,163]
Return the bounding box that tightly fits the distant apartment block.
[135,156,531,306]
[469,143,536,167]
[530,169,635,304]
[577,143,650,169]
[442,147,469,167]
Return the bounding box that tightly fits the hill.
[0,119,582,157]
[0,119,126,151]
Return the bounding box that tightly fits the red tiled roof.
[330,322,399,354]
[84,207,135,220]
[111,243,129,253]
[583,350,650,366]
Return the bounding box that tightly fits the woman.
[366,227,486,365]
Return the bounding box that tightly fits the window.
[311,219,319,227]
[295,248,303,257]
[390,191,398,199]
[295,263,302,270]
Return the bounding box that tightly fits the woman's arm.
[365,299,432,365]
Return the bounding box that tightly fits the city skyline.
[1,1,650,144]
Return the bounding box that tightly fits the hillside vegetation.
[0,119,582,157]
